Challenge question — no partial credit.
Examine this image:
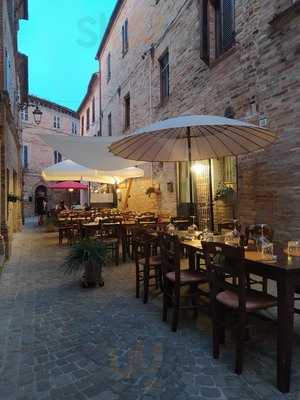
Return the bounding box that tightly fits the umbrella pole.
[187,127,194,216]
[235,156,239,219]
[209,159,214,232]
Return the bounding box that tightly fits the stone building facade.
[78,72,101,137]
[22,95,79,218]
[0,0,28,258]
[96,0,300,241]
[78,72,114,207]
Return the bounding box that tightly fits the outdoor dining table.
[181,238,300,393]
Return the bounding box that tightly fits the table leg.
[122,232,127,263]
[188,247,195,271]
[277,275,294,393]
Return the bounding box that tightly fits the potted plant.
[214,183,235,202]
[145,186,161,197]
[62,239,108,288]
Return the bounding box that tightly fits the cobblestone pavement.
[0,224,300,400]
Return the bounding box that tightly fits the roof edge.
[95,0,125,60]
[28,95,79,119]
[77,72,99,114]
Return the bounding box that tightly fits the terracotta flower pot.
[81,262,104,288]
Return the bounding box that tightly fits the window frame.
[54,150,62,164]
[122,19,129,56]
[124,93,130,131]
[159,49,170,103]
[54,115,61,129]
[72,121,77,135]
[22,144,29,169]
[86,108,90,131]
[21,107,28,121]
[92,97,95,123]
[107,53,111,83]
[81,116,84,136]
[215,0,235,58]
[108,113,112,136]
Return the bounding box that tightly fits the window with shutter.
[107,53,111,82]
[108,113,112,136]
[124,93,130,130]
[216,0,235,57]
[92,97,95,123]
[159,50,170,102]
[200,0,209,64]
[122,19,129,56]
[23,145,29,169]
[86,108,90,131]
[81,116,84,135]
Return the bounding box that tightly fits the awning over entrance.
[38,133,144,171]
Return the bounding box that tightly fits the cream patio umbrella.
[109,115,278,224]
[42,160,144,184]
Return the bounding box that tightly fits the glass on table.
[287,240,300,256]
[167,222,176,235]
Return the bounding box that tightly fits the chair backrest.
[218,221,242,234]
[245,224,273,244]
[172,217,190,231]
[99,222,121,240]
[202,241,247,310]
[159,233,181,283]
[132,228,154,263]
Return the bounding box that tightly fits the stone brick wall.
[0,0,27,258]
[79,73,101,137]
[22,99,80,217]
[97,0,300,241]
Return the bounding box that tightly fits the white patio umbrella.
[42,160,144,184]
[109,115,277,162]
[38,133,143,171]
[110,115,278,222]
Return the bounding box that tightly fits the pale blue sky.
[19,0,117,111]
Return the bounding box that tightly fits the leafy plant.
[214,183,235,202]
[62,239,108,287]
[7,194,19,203]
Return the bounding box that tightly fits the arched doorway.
[35,185,47,215]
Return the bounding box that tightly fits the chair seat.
[166,270,207,284]
[140,256,161,267]
[100,238,119,244]
[216,290,277,312]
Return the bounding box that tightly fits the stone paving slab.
[0,224,300,400]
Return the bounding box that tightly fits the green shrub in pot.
[62,239,108,288]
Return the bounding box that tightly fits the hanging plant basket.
[7,194,19,203]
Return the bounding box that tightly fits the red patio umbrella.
[48,181,88,190]
[48,181,88,208]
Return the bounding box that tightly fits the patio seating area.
[1,222,300,400]
[33,205,300,396]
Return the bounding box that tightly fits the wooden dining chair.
[218,221,242,234]
[202,241,277,375]
[172,217,190,231]
[160,233,208,332]
[133,228,162,304]
[245,224,274,293]
[97,223,121,266]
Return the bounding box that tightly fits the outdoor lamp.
[191,163,208,175]
[19,102,43,125]
[68,188,74,193]
[32,105,43,125]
